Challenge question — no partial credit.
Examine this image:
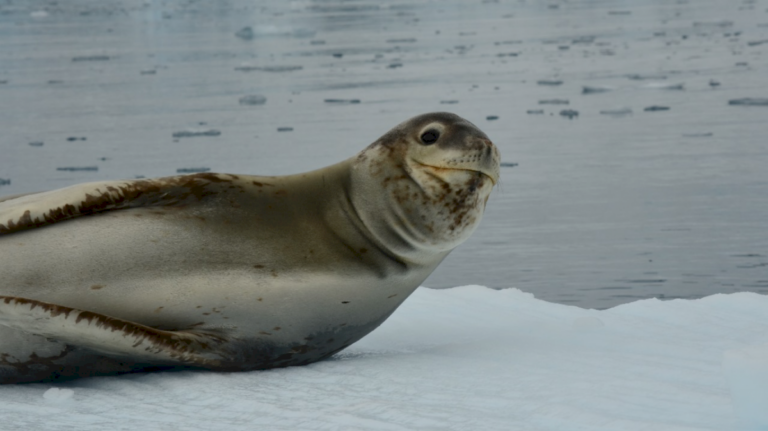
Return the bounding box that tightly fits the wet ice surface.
[1,286,768,430]
[0,0,767,308]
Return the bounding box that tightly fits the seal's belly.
[0,208,417,359]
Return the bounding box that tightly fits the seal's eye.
[420,130,439,145]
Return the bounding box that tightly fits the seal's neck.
[343,145,488,268]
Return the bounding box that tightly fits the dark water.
[0,0,766,308]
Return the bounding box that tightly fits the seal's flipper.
[0,173,241,235]
[0,296,230,368]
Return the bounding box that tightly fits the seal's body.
[0,112,500,383]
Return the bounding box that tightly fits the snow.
[2,286,767,430]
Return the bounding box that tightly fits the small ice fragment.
[537,79,563,86]
[728,98,768,106]
[324,99,360,104]
[176,167,210,173]
[539,99,569,105]
[571,316,605,329]
[559,109,579,119]
[723,342,768,428]
[572,36,595,44]
[486,115,499,121]
[600,107,633,116]
[0,178,10,186]
[277,127,293,132]
[172,129,222,138]
[28,141,44,147]
[582,85,613,94]
[43,388,74,401]
[644,105,670,112]
[682,132,713,138]
[234,66,303,72]
[643,82,684,90]
[235,26,254,41]
[239,95,267,105]
[72,55,110,62]
[56,166,98,172]
[693,20,733,27]
[626,73,667,80]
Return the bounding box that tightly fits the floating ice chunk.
[72,55,110,62]
[626,73,667,80]
[56,166,98,172]
[43,388,74,401]
[537,79,563,86]
[600,107,633,116]
[235,26,254,40]
[723,342,768,428]
[642,82,684,90]
[234,66,303,72]
[539,99,569,105]
[323,99,360,104]
[728,98,768,106]
[172,129,221,138]
[582,85,614,94]
[239,95,267,105]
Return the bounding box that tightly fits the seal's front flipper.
[0,296,231,369]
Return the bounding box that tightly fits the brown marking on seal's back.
[90,284,105,290]
[0,173,233,236]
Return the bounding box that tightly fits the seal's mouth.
[413,160,498,186]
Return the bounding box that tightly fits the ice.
[723,343,768,428]
[0,286,765,430]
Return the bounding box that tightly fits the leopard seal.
[0,112,500,383]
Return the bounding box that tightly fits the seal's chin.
[412,160,498,186]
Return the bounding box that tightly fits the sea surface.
[0,0,766,309]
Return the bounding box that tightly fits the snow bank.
[1,286,767,430]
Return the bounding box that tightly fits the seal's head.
[351,112,501,263]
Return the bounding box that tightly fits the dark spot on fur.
[154,306,164,313]
[273,327,281,331]
[388,294,397,299]
[253,264,265,269]
[90,284,105,290]
[341,301,350,304]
